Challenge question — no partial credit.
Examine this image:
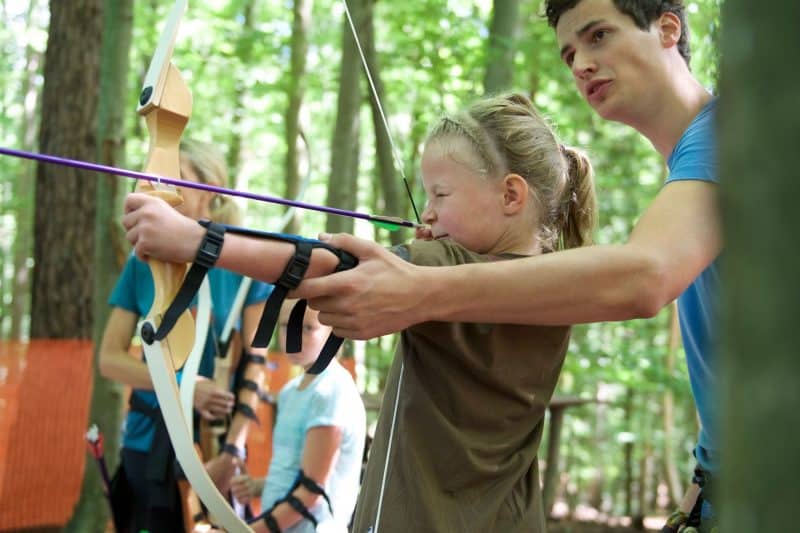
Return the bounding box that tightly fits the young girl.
[229,299,365,533]
[122,93,596,532]
[100,139,272,532]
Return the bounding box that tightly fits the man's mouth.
[586,80,611,101]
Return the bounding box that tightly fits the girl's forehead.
[424,136,486,170]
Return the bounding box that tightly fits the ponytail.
[559,145,597,250]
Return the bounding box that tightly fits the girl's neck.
[487,230,542,257]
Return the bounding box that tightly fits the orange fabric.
[0,339,94,530]
[339,356,356,381]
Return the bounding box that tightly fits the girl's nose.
[421,204,436,224]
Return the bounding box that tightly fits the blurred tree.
[719,0,800,529]
[31,0,102,339]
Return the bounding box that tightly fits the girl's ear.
[657,11,682,49]
[502,173,528,215]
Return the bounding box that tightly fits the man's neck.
[630,72,713,160]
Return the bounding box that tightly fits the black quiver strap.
[210,222,357,375]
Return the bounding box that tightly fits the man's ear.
[502,173,529,214]
[657,11,682,49]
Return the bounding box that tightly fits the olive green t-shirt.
[352,240,570,533]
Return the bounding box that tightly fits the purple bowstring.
[0,146,417,228]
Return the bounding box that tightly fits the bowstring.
[341,0,421,223]
[340,2,413,531]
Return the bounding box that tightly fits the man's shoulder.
[666,99,718,184]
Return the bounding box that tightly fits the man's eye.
[591,30,607,43]
[564,52,575,67]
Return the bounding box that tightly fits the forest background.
[0,0,733,530]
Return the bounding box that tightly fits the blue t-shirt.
[109,253,272,452]
[665,98,720,472]
[261,362,366,533]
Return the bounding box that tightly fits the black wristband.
[235,402,259,423]
[222,442,245,459]
[196,219,226,268]
[244,353,267,365]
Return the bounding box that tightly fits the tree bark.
[227,0,257,184]
[325,0,364,235]
[719,1,800,529]
[31,0,103,339]
[662,302,683,507]
[361,0,405,245]
[483,0,520,94]
[284,0,312,235]
[9,0,42,341]
[64,0,132,530]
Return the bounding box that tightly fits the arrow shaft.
[0,146,417,228]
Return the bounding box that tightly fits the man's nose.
[572,52,596,79]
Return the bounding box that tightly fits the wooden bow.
[136,1,253,531]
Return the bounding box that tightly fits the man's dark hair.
[544,0,691,66]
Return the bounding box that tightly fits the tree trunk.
[284,0,311,235]
[227,0,257,183]
[662,302,683,507]
[9,0,42,341]
[483,0,520,94]
[622,388,634,518]
[31,0,103,339]
[542,406,564,516]
[719,1,800,529]
[361,0,405,245]
[65,0,132,530]
[325,0,364,235]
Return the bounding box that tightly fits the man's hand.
[193,376,235,420]
[294,233,430,339]
[122,192,204,263]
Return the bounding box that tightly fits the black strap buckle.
[196,219,226,269]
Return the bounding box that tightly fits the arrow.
[0,146,421,230]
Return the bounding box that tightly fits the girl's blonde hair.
[179,139,241,225]
[426,93,597,251]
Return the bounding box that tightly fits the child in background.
[100,139,271,532]
[230,299,365,533]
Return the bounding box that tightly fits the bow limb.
[181,276,212,431]
[137,1,252,531]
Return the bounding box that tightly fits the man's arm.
[298,181,720,338]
